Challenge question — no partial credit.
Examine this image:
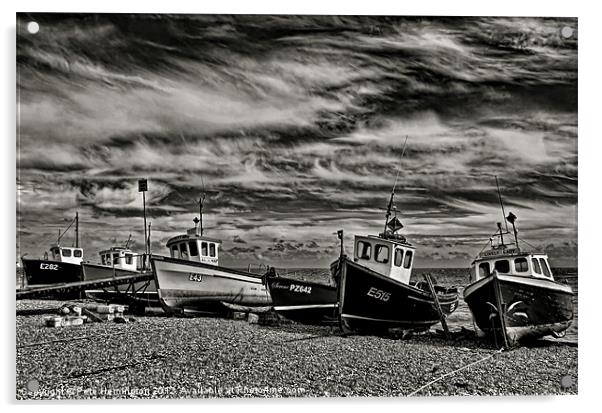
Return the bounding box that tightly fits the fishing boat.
[266,275,338,325]
[334,142,459,334]
[463,182,574,347]
[82,243,157,305]
[21,212,84,287]
[150,195,272,314]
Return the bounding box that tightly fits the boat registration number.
[367,287,391,302]
[189,273,203,282]
[39,263,59,270]
[290,284,312,294]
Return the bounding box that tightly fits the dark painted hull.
[337,258,459,333]
[464,273,574,346]
[22,258,82,285]
[21,259,83,299]
[267,276,338,325]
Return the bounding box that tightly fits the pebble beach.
[16,298,577,399]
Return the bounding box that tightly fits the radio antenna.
[383,136,409,235]
[495,176,509,232]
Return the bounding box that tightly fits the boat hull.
[151,256,272,314]
[337,258,459,333]
[82,263,158,305]
[267,277,338,325]
[21,258,83,286]
[464,273,574,345]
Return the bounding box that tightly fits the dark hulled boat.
[266,276,338,325]
[332,145,459,333]
[21,212,84,288]
[464,210,574,347]
[335,230,459,334]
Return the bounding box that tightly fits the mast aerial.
[383,136,408,236]
[75,211,79,248]
[495,176,509,232]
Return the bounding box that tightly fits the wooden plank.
[423,273,450,339]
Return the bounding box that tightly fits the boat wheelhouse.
[165,225,222,266]
[98,246,141,272]
[48,245,84,265]
[352,233,415,285]
[470,247,555,284]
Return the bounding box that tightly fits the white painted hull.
[151,256,272,313]
[82,263,158,304]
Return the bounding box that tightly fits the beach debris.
[231,311,247,321]
[43,303,132,327]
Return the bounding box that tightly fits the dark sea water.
[277,267,578,344]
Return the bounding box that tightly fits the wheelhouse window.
[514,258,529,273]
[101,255,106,265]
[170,245,178,258]
[357,241,372,260]
[74,249,82,258]
[494,259,510,274]
[113,254,120,264]
[403,250,413,269]
[394,249,404,267]
[180,243,189,260]
[532,258,541,274]
[201,242,208,256]
[209,243,216,257]
[125,254,133,265]
[62,249,72,257]
[539,258,551,277]
[188,241,199,257]
[375,244,390,263]
[479,262,491,277]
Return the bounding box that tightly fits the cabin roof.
[473,247,546,263]
[166,233,223,246]
[361,234,415,249]
[99,247,134,254]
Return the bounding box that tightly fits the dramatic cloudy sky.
[16,14,577,268]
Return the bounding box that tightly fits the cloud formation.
[17,14,577,267]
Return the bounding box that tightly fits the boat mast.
[198,193,206,236]
[495,176,509,232]
[75,211,79,248]
[383,136,408,235]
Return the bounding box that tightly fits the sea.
[276,267,579,344]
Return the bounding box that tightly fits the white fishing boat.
[82,243,157,304]
[151,197,272,314]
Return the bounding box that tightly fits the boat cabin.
[469,247,554,283]
[99,247,140,271]
[353,234,415,285]
[166,226,221,266]
[49,245,84,265]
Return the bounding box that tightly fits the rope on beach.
[407,348,504,396]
